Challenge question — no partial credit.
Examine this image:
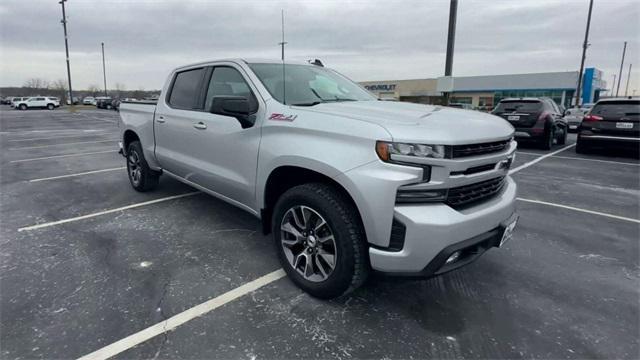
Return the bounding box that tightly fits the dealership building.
[360,68,606,110]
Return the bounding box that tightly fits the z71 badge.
[269,113,298,122]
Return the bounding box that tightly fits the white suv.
[15,97,60,110]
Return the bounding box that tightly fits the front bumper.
[369,176,517,274]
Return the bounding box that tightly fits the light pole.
[574,0,594,107]
[59,0,73,105]
[624,63,632,97]
[443,0,458,105]
[616,41,627,97]
[101,42,108,97]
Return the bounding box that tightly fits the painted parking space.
[0,107,638,359]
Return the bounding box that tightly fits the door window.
[204,67,254,111]
[168,68,205,109]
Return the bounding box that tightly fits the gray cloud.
[1,0,639,93]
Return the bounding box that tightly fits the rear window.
[591,101,640,117]
[494,101,542,113]
[168,68,205,109]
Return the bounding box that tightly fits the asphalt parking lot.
[1,107,638,359]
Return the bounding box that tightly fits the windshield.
[248,63,375,106]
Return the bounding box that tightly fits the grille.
[446,177,506,209]
[451,140,509,158]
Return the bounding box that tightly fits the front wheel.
[272,183,369,299]
[126,141,160,192]
[19,104,27,110]
[47,104,55,110]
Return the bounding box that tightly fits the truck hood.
[299,100,514,144]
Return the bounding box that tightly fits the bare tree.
[23,78,49,90]
[114,82,126,97]
[51,79,69,102]
[87,84,100,96]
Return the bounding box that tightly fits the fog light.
[445,251,461,265]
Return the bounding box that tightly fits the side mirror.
[209,96,256,128]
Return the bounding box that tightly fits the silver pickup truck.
[118,58,518,298]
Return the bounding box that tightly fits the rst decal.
[269,113,298,122]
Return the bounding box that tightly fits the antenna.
[278,9,287,104]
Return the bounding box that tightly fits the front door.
[187,65,262,211]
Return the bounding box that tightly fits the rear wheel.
[126,141,160,192]
[540,127,553,150]
[558,126,567,145]
[272,183,369,299]
[575,139,590,154]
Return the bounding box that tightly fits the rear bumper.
[513,128,544,140]
[369,176,517,274]
[578,133,640,150]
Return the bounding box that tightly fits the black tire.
[47,104,54,110]
[19,104,27,111]
[540,127,553,150]
[558,126,567,145]
[575,140,589,154]
[106,104,112,110]
[272,183,369,299]
[126,141,160,192]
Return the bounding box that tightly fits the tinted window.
[168,68,205,109]
[204,67,253,111]
[494,101,542,113]
[591,101,640,119]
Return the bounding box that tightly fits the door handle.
[156,116,165,123]
[193,122,207,130]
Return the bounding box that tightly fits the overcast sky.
[1,0,639,93]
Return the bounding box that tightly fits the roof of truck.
[173,58,314,71]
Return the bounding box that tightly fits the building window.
[451,96,472,104]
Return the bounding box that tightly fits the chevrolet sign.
[364,84,397,91]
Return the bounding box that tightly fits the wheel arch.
[122,129,140,155]
[260,165,364,236]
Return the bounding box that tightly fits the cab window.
[204,67,255,112]
[168,68,205,109]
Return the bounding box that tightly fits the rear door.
[29,97,46,108]
[153,66,208,178]
[492,100,543,128]
[588,100,640,138]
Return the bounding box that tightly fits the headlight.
[376,141,446,161]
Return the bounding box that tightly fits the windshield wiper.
[291,101,322,106]
[324,98,358,102]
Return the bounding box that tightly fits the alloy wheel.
[127,150,142,186]
[280,205,337,282]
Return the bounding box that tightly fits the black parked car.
[492,97,567,150]
[96,97,113,110]
[576,98,639,154]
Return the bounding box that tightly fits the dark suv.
[492,97,567,150]
[576,98,640,154]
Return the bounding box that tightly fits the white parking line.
[77,269,285,360]
[509,144,576,174]
[10,139,117,150]
[545,155,640,166]
[1,129,111,135]
[517,197,640,223]
[18,192,199,232]
[28,167,125,182]
[8,133,115,142]
[10,150,115,163]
